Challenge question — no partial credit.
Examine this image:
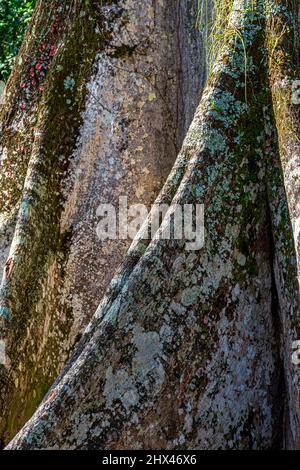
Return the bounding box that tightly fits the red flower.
[35,63,42,71]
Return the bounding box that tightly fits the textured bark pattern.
[0,0,206,445]
[7,0,290,450]
[61,0,205,340]
[266,0,300,449]
[0,0,108,443]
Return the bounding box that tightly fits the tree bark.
[6,0,300,450]
[266,0,300,449]
[0,0,207,446]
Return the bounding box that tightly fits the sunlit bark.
[7,0,298,450]
[0,0,205,444]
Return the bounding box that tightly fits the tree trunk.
[266,0,300,448]
[2,0,300,450]
[0,0,207,446]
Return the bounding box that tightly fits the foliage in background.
[0,0,36,82]
[197,0,232,71]
[197,0,251,102]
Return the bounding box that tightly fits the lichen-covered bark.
[60,0,206,341]
[7,0,289,450]
[0,0,207,446]
[0,0,112,445]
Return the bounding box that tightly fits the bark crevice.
[1,0,300,450]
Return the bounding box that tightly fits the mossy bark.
[0,0,113,445]
[0,0,207,446]
[266,0,300,449]
[7,0,299,450]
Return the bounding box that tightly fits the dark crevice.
[266,201,286,449]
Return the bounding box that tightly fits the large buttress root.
[7,0,292,449]
[0,0,205,445]
[266,0,300,449]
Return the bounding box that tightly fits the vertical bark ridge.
[7,0,284,449]
[0,0,206,445]
[265,0,300,449]
[0,0,122,444]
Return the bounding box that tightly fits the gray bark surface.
[0,0,208,444]
[7,0,297,450]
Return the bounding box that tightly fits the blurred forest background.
[0,0,35,81]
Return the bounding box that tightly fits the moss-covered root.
[7,0,283,450]
[265,0,300,450]
[0,0,118,445]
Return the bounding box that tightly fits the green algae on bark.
[265,0,300,449]
[7,0,288,450]
[0,0,207,447]
[0,0,120,445]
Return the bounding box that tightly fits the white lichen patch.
[195,275,277,449]
[59,0,203,343]
[0,339,6,365]
[131,324,165,390]
[104,367,139,411]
